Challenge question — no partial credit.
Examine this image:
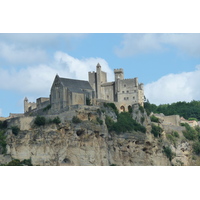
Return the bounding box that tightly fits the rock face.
[1,104,199,166]
[1,120,172,166]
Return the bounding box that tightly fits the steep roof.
[59,77,93,93]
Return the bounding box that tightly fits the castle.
[24,63,144,114]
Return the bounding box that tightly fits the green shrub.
[105,112,146,134]
[86,97,91,106]
[72,116,82,124]
[0,121,7,129]
[163,146,174,161]
[96,117,103,125]
[34,116,46,126]
[166,134,177,147]
[128,106,133,114]
[105,115,115,131]
[173,131,179,138]
[188,118,198,122]
[141,117,145,124]
[182,123,197,140]
[7,159,32,166]
[139,105,144,113]
[11,126,20,136]
[0,130,7,154]
[151,124,163,138]
[52,116,61,124]
[104,103,119,116]
[192,141,200,155]
[43,104,51,112]
[150,115,159,123]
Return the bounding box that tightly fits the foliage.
[105,112,146,134]
[182,123,197,141]
[192,141,200,155]
[43,104,51,112]
[104,103,119,116]
[141,117,145,124]
[163,146,174,161]
[0,120,7,129]
[166,134,177,147]
[86,97,91,106]
[188,118,198,122]
[150,115,159,123]
[105,116,115,131]
[72,116,82,124]
[11,126,20,136]
[144,100,200,120]
[128,106,133,114]
[96,117,103,125]
[6,158,32,166]
[52,116,61,124]
[173,131,179,138]
[151,124,163,138]
[0,130,7,154]
[34,116,46,126]
[139,105,144,113]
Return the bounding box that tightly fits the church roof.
[59,77,93,93]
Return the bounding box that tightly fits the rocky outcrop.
[0,120,172,166]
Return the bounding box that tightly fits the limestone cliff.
[0,104,199,166]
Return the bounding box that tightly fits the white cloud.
[0,52,114,98]
[116,33,200,57]
[0,42,48,64]
[0,108,2,116]
[145,66,200,105]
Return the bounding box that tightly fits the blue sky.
[1,33,200,117]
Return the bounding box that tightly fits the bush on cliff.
[34,116,46,126]
[72,116,82,124]
[0,130,7,154]
[105,112,146,134]
[151,124,163,138]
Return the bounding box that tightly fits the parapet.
[114,68,124,73]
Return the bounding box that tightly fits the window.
[122,91,124,93]
[124,97,126,100]
[133,97,135,100]
[124,84,126,87]
[127,91,129,93]
[134,90,137,93]
[127,97,129,100]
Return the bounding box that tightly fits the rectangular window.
[122,91,124,93]
[127,97,129,100]
[127,91,129,93]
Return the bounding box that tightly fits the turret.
[24,97,28,113]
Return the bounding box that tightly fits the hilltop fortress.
[24,63,144,114]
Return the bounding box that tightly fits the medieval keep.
[24,63,144,113]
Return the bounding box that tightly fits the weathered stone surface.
[0,120,173,166]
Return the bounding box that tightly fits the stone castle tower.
[89,64,144,112]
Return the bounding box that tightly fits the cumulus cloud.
[145,66,200,105]
[116,33,200,57]
[0,42,48,64]
[0,33,86,65]
[0,52,114,98]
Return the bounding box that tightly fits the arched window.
[120,105,125,112]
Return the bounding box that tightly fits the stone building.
[50,75,94,112]
[89,63,144,112]
[24,63,144,113]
